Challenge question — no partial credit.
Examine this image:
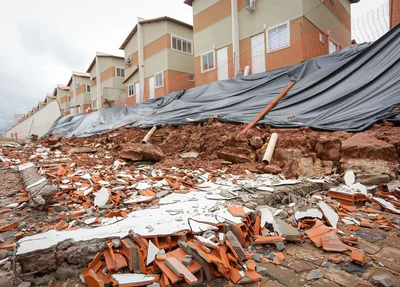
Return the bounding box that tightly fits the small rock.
[250,136,263,149]
[111,238,121,248]
[306,269,323,281]
[182,255,193,266]
[252,253,261,262]
[0,250,8,260]
[256,266,268,276]
[18,282,31,287]
[275,242,285,251]
[370,274,395,287]
[263,164,282,174]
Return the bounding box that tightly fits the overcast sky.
[0,0,389,130]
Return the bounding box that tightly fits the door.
[217,47,228,81]
[251,33,266,74]
[135,82,140,102]
[149,77,155,99]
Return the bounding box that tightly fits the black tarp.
[47,24,400,138]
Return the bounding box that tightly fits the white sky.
[0,0,390,130]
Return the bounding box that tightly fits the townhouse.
[53,85,70,115]
[120,16,195,105]
[184,0,359,86]
[86,52,126,109]
[66,72,92,114]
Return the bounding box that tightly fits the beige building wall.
[303,0,351,47]
[238,0,303,40]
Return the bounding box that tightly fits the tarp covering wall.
[7,100,61,140]
[47,24,400,138]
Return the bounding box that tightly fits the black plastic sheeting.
[47,25,400,138]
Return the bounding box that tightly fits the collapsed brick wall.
[42,120,400,180]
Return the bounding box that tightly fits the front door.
[251,33,266,74]
[217,47,228,81]
[149,77,155,99]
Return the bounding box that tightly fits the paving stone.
[374,257,400,273]
[311,279,340,287]
[370,274,395,287]
[323,269,369,287]
[377,247,400,261]
[261,280,286,287]
[340,261,370,277]
[356,230,386,243]
[306,269,324,281]
[259,263,303,287]
[280,258,317,273]
[357,239,381,255]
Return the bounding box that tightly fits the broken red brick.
[0,221,19,232]
[350,249,366,266]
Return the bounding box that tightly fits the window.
[188,74,195,82]
[92,98,97,108]
[155,72,163,88]
[267,22,290,52]
[329,39,338,54]
[116,67,125,78]
[319,32,324,43]
[86,85,91,92]
[171,35,193,55]
[128,83,135,97]
[201,51,215,73]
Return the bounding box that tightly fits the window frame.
[319,32,325,43]
[128,83,135,97]
[200,50,216,73]
[115,67,125,78]
[86,84,91,93]
[154,72,164,88]
[171,35,193,55]
[266,21,290,53]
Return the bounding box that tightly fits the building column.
[95,54,101,109]
[138,18,145,102]
[231,0,240,76]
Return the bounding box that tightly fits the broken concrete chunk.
[111,274,155,286]
[370,274,395,287]
[345,170,356,186]
[226,230,246,261]
[295,209,323,221]
[146,240,160,266]
[274,219,299,241]
[182,255,193,266]
[93,187,110,208]
[318,201,339,228]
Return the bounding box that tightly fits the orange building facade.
[185,0,359,87]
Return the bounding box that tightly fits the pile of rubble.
[0,124,399,287]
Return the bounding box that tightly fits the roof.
[86,52,125,73]
[57,84,70,91]
[122,65,139,84]
[67,72,90,87]
[120,16,193,50]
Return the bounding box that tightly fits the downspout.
[95,54,101,109]
[138,18,145,102]
[231,0,240,76]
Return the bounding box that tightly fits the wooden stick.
[241,81,295,134]
[142,126,157,144]
[262,133,278,164]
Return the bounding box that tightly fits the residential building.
[53,85,70,115]
[184,0,359,86]
[86,52,126,109]
[391,0,400,28]
[120,16,195,105]
[67,72,91,114]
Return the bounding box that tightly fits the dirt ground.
[0,123,399,287]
